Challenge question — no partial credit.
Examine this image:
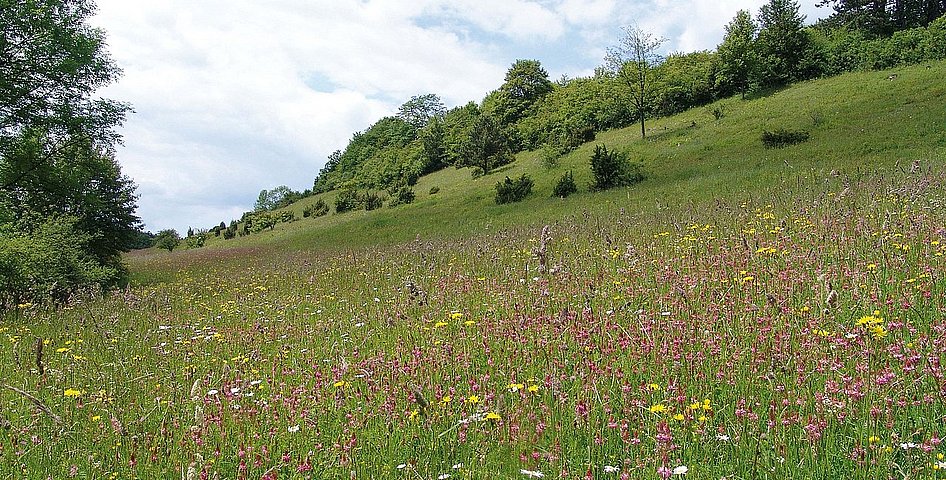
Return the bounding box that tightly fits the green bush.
[303,198,330,218]
[761,128,810,148]
[495,174,534,204]
[552,170,578,198]
[363,192,383,211]
[0,217,116,307]
[335,189,360,213]
[388,186,415,207]
[590,145,644,191]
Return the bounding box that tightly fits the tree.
[605,25,668,138]
[254,185,292,211]
[153,229,181,252]
[717,10,759,98]
[490,60,554,125]
[460,115,513,174]
[1,0,138,295]
[756,0,812,87]
[397,94,445,129]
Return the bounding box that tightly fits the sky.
[90,0,829,233]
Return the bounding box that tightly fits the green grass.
[3,62,946,479]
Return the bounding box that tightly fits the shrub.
[363,192,383,211]
[154,229,182,252]
[553,170,578,198]
[590,145,644,191]
[388,187,415,207]
[429,186,440,195]
[335,189,360,213]
[761,128,810,148]
[0,217,116,306]
[223,222,237,240]
[495,174,534,204]
[304,198,329,218]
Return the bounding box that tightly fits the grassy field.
[2,62,946,479]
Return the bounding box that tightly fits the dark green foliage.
[756,0,814,87]
[487,60,554,126]
[494,175,534,204]
[303,198,330,218]
[761,128,811,148]
[717,10,758,97]
[654,51,720,116]
[313,116,420,193]
[397,94,445,129]
[223,221,237,240]
[552,170,578,198]
[363,192,383,211]
[819,0,944,37]
[0,216,114,306]
[590,145,644,191]
[154,229,181,252]
[388,187,415,207]
[335,189,360,214]
[460,115,514,175]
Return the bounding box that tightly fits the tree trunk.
[640,113,646,138]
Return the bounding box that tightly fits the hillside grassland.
[3,63,946,479]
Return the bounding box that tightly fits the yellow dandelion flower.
[527,385,539,393]
[409,410,419,420]
[467,395,479,405]
[508,383,525,392]
[673,413,685,421]
[64,388,83,398]
[440,395,452,405]
[649,403,667,414]
[485,412,501,421]
[646,383,660,391]
[434,321,448,328]
[333,380,347,388]
[449,311,463,320]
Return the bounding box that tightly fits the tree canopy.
[1,0,139,304]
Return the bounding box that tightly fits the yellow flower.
[527,385,539,393]
[464,320,476,326]
[868,436,880,444]
[649,403,667,414]
[91,415,102,422]
[673,413,685,421]
[64,388,83,398]
[440,395,452,405]
[333,380,347,388]
[485,412,501,421]
[646,383,660,391]
[871,325,888,339]
[508,383,525,392]
[688,402,701,410]
[467,395,480,405]
[449,311,463,320]
[409,410,419,420]
[56,347,70,353]
[434,321,448,328]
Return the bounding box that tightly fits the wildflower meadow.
[2,165,945,479]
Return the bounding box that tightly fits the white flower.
[900,442,919,450]
[206,389,218,396]
[437,474,451,480]
[520,469,545,478]
[288,425,300,433]
[603,465,620,473]
[396,464,407,470]
[230,387,241,394]
[672,465,688,475]
[452,463,462,470]
[716,434,731,441]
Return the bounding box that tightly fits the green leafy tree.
[605,25,668,138]
[0,0,138,294]
[717,10,759,98]
[153,229,181,252]
[489,59,554,126]
[461,115,513,175]
[397,94,445,129]
[756,0,812,87]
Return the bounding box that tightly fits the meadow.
[2,64,946,479]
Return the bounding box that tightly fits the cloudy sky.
[90,0,828,233]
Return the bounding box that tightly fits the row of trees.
[1,0,141,306]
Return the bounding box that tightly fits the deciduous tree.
[605,25,667,138]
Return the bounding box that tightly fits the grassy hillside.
[169,61,945,258]
[4,62,946,479]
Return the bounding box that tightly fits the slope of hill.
[176,61,941,254]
